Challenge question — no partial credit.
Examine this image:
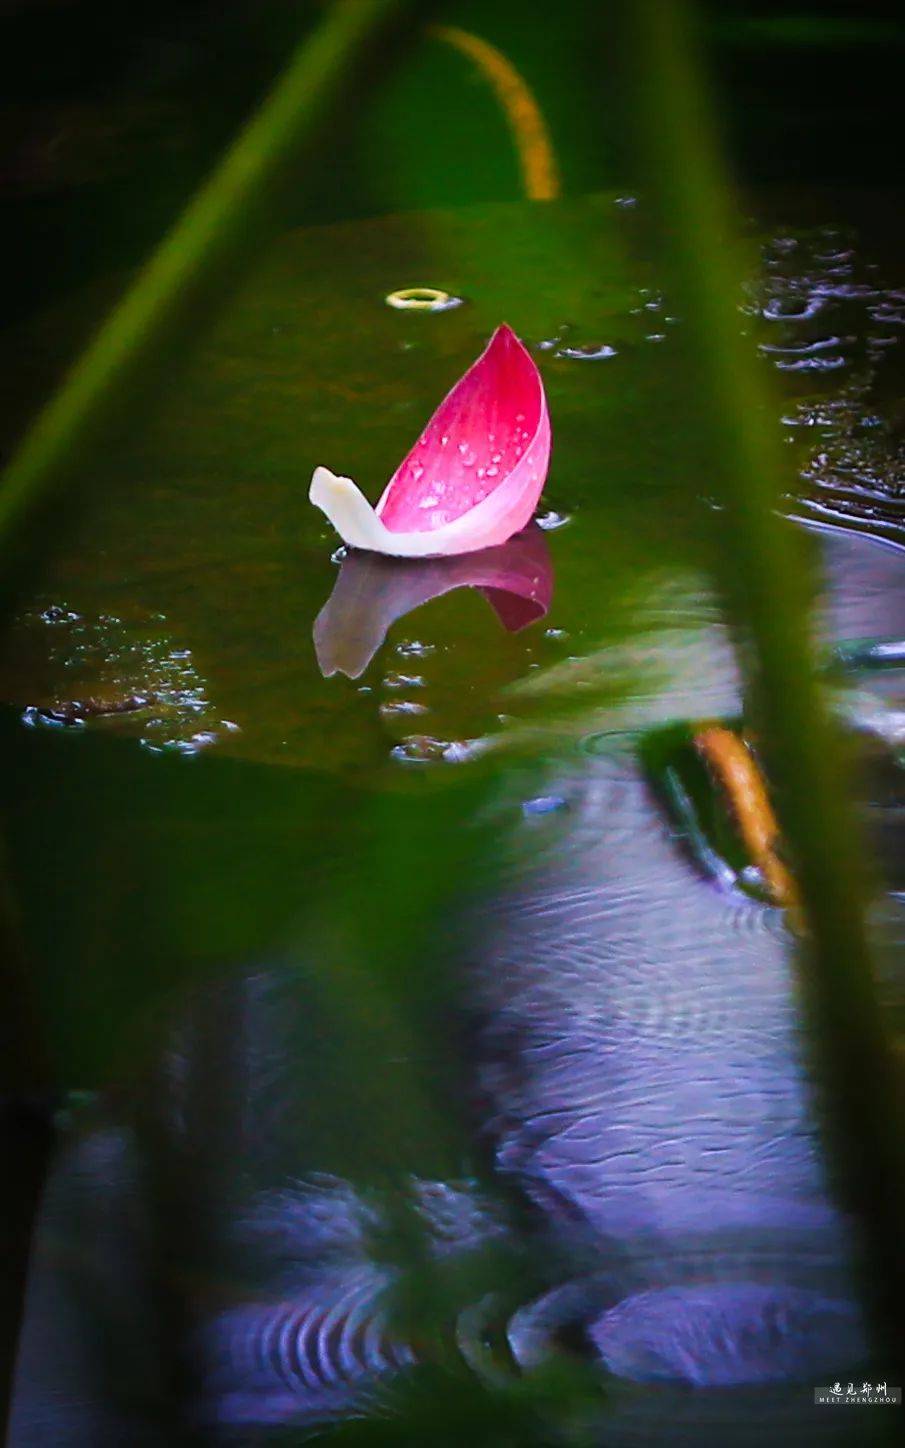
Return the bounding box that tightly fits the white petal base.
[310,466,495,558]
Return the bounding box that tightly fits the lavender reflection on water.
[11,525,905,1443]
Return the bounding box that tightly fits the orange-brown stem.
[694,723,800,916]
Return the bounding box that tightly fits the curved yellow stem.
[430,24,560,201]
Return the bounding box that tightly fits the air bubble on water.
[870,300,905,326]
[760,334,849,358]
[442,738,486,764]
[40,604,80,625]
[144,729,219,756]
[390,734,486,765]
[186,730,219,752]
[545,627,569,640]
[537,509,572,531]
[391,735,447,763]
[384,672,425,690]
[522,795,569,817]
[776,355,847,373]
[614,195,638,208]
[762,294,826,322]
[557,343,618,361]
[646,333,666,343]
[331,545,348,564]
[380,699,428,718]
[21,705,82,731]
[397,639,436,658]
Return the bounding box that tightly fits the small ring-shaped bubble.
[385,287,463,313]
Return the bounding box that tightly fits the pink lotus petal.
[313,524,553,678]
[309,324,551,558]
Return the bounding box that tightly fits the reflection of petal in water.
[313,524,553,679]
